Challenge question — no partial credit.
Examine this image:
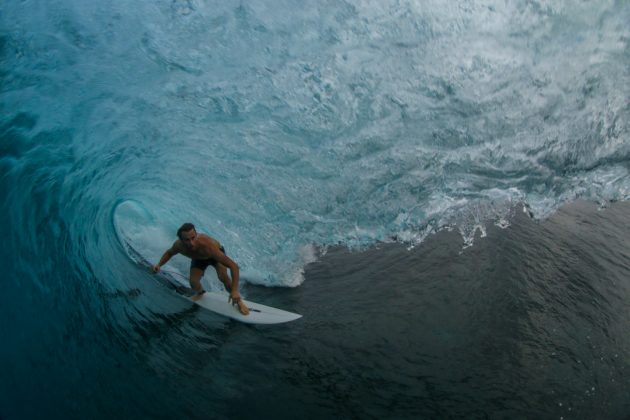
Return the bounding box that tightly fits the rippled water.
[1,0,630,418]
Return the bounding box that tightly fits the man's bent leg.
[215,264,249,315]
[215,264,232,292]
[189,267,205,301]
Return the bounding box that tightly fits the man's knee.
[215,265,227,279]
[215,266,232,291]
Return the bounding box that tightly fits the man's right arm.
[153,243,179,273]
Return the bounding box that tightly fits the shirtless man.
[152,223,249,315]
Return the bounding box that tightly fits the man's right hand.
[152,264,161,273]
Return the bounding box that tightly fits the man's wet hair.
[177,223,195,239]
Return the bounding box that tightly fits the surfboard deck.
[192,290,302,324]
[121,240,302,325]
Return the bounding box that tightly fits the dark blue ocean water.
[1,1,630,418]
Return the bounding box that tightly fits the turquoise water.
[1,1,630,418]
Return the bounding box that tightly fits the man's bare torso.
[174,233,222,260]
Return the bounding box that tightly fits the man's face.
[180,229,198,249]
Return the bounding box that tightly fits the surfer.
[152,223,250,315]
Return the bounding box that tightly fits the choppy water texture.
[1,0,630,418]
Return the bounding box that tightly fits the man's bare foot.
[229,296,250,315]
[191,291,205,302]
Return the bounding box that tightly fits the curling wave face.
[1,0,629,288]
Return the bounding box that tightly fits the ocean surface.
[1,0,630,418]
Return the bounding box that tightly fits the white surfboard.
[121,239,302,325]
[192,291,302,325]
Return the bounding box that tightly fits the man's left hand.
[229,293,250,316]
